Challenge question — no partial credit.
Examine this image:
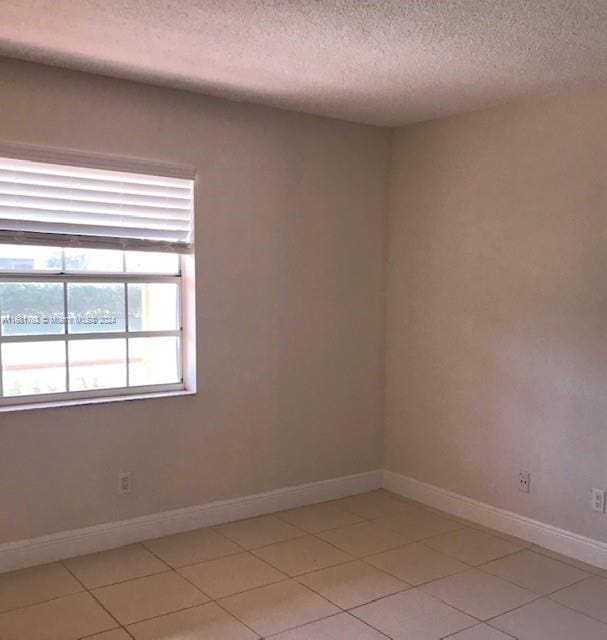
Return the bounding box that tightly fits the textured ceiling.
[1,1,607,126]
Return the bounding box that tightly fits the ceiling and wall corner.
[1,1,607,127]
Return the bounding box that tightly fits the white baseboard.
[0,470,382,573]
[5,468,606,574]
[384,470,607,571]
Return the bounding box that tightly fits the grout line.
[216,579,344,638]
[346,589,483,638]
[0,587,86,616]
[528,545,605,574]
[481,623,519,640]
[440,621,518,640]
[475,554,596,594]
[176,571,289,601]
[261,611,345,639]
[89,566,175,590]
[212,595,268,638]
[138,541,298,637]
[262,611,345,639]
[264,610,394,639]
[78,625,136,639]
[271,519,367,535]
[120,602,221,628]
[227,532,311,554]
[140,547,244,569]
[543,583,607,627]
[60,560,127,637]
[416,582,544,624]
[80,567,174,590]
[407,550,596,627]
[482,594,551,622]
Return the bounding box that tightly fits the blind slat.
[0,181,191,208]
[0,170,191,197]
[0,219,190,240]
[0,157,194,253]
[0,210,191,231]
[0,198,192,219]
[0,161,190,187]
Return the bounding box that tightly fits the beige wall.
[4,55,605,548]
[385,86,607,542]
[0,58,390,543]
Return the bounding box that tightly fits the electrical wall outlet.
[519,471,530,493]
[119,471,132,496]
[591,488,605,513]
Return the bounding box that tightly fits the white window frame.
[0,249,197,410]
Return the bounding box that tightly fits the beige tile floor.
[1,490,606,639]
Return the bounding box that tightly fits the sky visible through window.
[0,245,182,400]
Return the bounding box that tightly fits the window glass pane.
[2,341,66,396]
[68,339,126,391]
[64,248,123,272]
[0,244,62,271]
[0,282,65,336]
[128,283,178,331]
[67,283,125,333]
[125,251,179,274]
[129,336,180,386]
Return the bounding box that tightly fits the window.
[0,152,195,407]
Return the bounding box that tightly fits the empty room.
[0,2,606,639]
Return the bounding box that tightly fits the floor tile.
[93,570,208,624]
[0,592,117,640]
[550,575,607,623]
[374,488,405,499]
[277,502,364,533]
[0,562,82,613]
[421,568,537,620]
[424,528,523,565]
[64,544,169,589]
[492,597,607,640]
[468,524,533,547]
[318,522,408,557]
[143,528,240,567]
[482,549,590,595]
[528,545,602,573]
[178,551,285,598]
[82,630,132,640]
[216,515,305,550]
[429,510,473,526]
[365,543,468,585]
[333,492,413,519]
[375,509,463,541]
[127,602,259,639]
[252,535,351,576]
[219,579,338,636]
[297,560,407,609]
[444,623,515,639]
[271,612,388,639]
[352,589,475,640]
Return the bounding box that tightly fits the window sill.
[0,389,196,413]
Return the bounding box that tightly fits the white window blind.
[0,156,194,253]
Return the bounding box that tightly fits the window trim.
[0,388,196,413]
[0,251,197,409]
